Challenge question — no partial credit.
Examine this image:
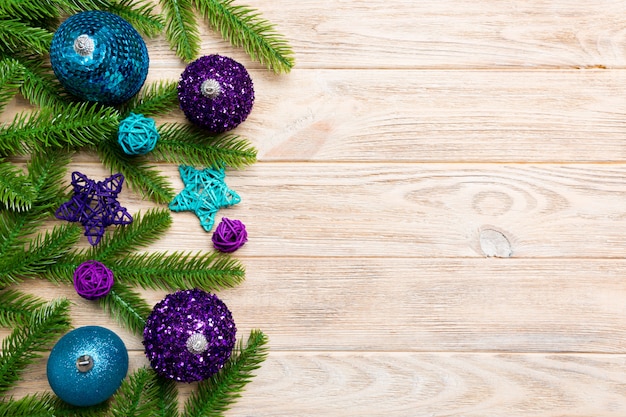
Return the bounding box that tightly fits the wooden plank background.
[6,0,626,415]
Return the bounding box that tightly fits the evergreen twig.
[121,80,179,118]
[109,368,179,417]
[0,20,53,56]
[0,393,57,417]
[0,223,82,285]
[0,103,119,156]
[0,298,71,394]
[0,57,24,114]
[15,55,68,108]
[154,123,257,169]
[0,289,45,327]
[193,0,295,73]
[97,135,175,204]
[112,251,245,292]
[108,0,165,38]
[99,282,151,335]
[183,329,269,417]
[91,208,173,261]
[0,159,35,212]
[160,0,201,62]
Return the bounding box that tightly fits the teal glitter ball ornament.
[47,326,128,407]
[118,113,159,155]
[50,11,149,104]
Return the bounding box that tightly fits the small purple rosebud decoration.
[212,217,248,253]
[177,54,254,133]
[143,289,237,382]
[73,260,114,300]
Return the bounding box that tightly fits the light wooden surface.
[7,1,626,415]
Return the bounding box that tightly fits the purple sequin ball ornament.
[143,289,237,382]
[73,260,114,300]
[177,55,254,133]
[212,218,248,253]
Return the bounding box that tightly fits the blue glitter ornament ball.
[47,326,128,407]
[50,11,149,104]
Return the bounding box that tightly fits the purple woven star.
[56,172,132,245]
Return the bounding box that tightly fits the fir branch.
[90,208,173,261]
[112,251,245,292]
[121,80,179,118]
[183,329,269,417]
[160,0,201,62]
[0,159,36,211]
[156,375,179,417]
[108,0,165,38]
[51,397,110,417]
[0,298,71,394]
[99,282,151,335]
[193,0,294,73]
[0,57,24,114]
[0,289,46,327]
[0,223,82,284]
[109,368,177,417]
[97,135,175,204]
[0,151,71,262]
[154,123,257,169]
[27,149,72,208]
[16,55,68,108]
[0,103,118,156]
[0,20,53,56]
[0,393,57,417]
[0,0,112,21]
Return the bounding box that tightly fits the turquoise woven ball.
[47,326,128,407]
[50,11,149,104]
[118,113,159,155]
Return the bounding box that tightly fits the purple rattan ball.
[73,260,114,300]
[212,218,248,253]
[177,55,254,133]
[143,289,237,382]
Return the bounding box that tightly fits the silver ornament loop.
[200,79,221,99]
[73,34,95,56]
[186,333,209,354]
[76,354,94,372]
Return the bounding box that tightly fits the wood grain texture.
[4,0,626,415]
[62,161,626,258]
[8,351,626,416]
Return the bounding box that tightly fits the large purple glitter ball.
[143,289,237,382]
[177,55,254,133]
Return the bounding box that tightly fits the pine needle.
[97,135,175,204]
[193,0,295,73]
[15,55,68,108]
[0,57,24,115]
[121,80,179,118]
[183,329,269,417]
[108,0,165,38]
[99,282,150,335]
[90,208,173,261]
[0,159,36,211]
[0,393,57,417]
[154,123,257,169]
[0,20,53,56]
[0,223,82,284]
[112,251,245,292]
[109,368,178,417]
[0,298,71,394]
[160,0,201,62]
[0,103,119,156]
[0,289,45,327]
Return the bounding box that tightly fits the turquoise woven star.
[169,165,241,231]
